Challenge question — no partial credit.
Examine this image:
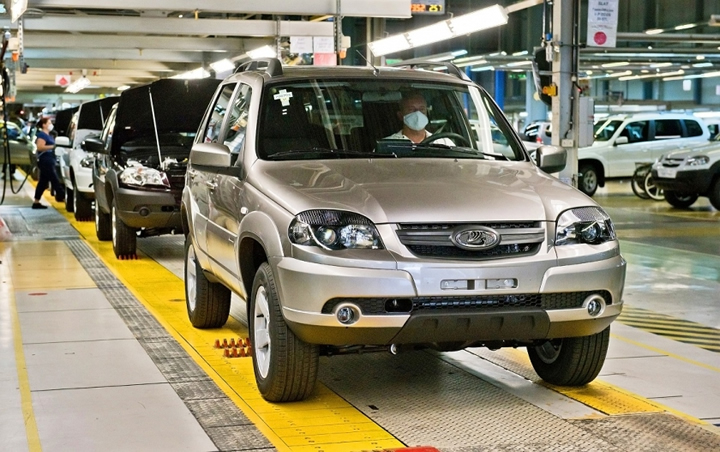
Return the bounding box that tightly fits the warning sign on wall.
[587,0,619,48]
[55,75,71,87]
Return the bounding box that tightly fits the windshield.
[594,119,623,141]
[257,79,526,162]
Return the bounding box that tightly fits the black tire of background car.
[631,164,650,199]
[73,186,93,221]
[578,163,599,197]
[527,326,610,386]
[184,238,231,329]
[250,262,319,402]
[64,186,75,212]
[95,201,112,241]
[708,179,720,211]
[663,190,698,209]
[111,198,137,258]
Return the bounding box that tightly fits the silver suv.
[182,59,626,402]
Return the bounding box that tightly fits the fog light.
[336,305,359,325]
[584,294,606,317]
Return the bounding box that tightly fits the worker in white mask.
[385,92,454,145]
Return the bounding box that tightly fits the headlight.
[80,157,94,168]
[687,155,709,166]
[556,207,616,246]
[289,210,384,250]
[119,166,170,188]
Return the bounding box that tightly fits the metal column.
[551,0,579,186]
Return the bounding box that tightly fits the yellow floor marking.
[610,333,720,374]
[0,246,43,452]
[59,213,402,452]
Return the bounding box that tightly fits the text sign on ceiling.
[587,0,619,48]
[411,0,445,15]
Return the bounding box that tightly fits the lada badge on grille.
[451,226,501,250]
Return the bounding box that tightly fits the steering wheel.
[419,132,470,146]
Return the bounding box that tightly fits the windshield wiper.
[266,147,397,160]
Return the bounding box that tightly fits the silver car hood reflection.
[250,159,591,223]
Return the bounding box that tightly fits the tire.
[708,179,720,211]
[664,190,698,209]
[250,262,319,402]
[95,201,112,241]
[111,198,137,258]
[631,166,650,199]
[528,327,610,386]
[184,237,231,328]
[74,186,93,221]
[643,171,664,201]
[65,186,75,212]
[578,164,599,197]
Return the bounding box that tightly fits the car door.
[188,83,237,260]
[207,83,253,293]
[606,120,651,177]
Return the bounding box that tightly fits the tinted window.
[685,120,703,137]
[619,121,649,143]
[224,84,252,157]
[594,120,622,141]
[654,119,682,139]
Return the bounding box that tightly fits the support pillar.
[495,70,506,110]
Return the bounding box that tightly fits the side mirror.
[614,136,629,146]
[189,142,231,167]
[55,136,71,147]
[535,145,567,174]
[82,136,108,154]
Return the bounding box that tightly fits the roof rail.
[234,58,283,77]
[390,60,471,82]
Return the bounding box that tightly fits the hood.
[250,159,592,224]
[663,140,720,159]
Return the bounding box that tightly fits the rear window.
[684,120,704,137]
[654,119,682,139]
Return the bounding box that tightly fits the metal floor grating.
[318,351,720,451]
[64,239,276,452]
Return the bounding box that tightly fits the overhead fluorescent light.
[693,62,713,68]
[210,59,236,73]
[368,4,508,57]
[506,60,532,67]
[247,45,277,59]
[512,50,529,56]
[470,66,495,72]
[601,61,630,68]
[116,85,130,91]
[607,71,633,78]
[649,62,673,68]
[171,68,211,79]
[675,23,696,30]
[645,28,664,35]
[65,77,91,93]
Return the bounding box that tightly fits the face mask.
[403,111,428,131]
[47,124,54,132]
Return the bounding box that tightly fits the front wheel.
[664,190,698,209]
[95,201,112,241]
[643,171,664,201]
[528,327,610,386]
[184,237,230,328]
[578,164,599,197]
[74,184,93,221]
[250,262,319,402]
[708,179,720,210]
[111,198,137,258]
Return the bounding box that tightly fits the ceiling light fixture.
[65,76,91,93]
[210,59,236,73]
[368,4,508,57]
[246,45,277,59]
[674,23,696,30]
[601,61,631,68]
[645,28,664,35]
[171,67,211,79]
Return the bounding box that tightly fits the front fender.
[237,210,284,259]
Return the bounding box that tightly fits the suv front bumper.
[274,253,626,346]
[114,185,182,230]
[652,168,713,194]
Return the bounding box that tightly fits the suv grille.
[660,158,684,168]
[396,222,544,260]
[322,291,611,315]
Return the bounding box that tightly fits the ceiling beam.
[27,0,412,19]
[14,58,189,71]
[0,16,335,37]
[21,48,219,63]
[22,33,268,52]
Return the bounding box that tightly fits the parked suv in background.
[58,96,119,220]
[652,132,720,208]
[83,78,220,258]
[522,121,552,145]
[578,113,710,196]
[182,59,626,402]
